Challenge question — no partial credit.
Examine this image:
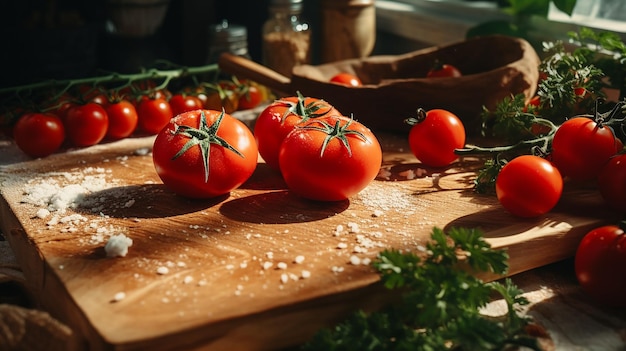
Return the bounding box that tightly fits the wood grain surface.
[0,132,617,351]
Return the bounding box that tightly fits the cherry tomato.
[426,62,462,78]
[330,73,362,87]
[550,116,617,181]
[278,115,382,201]
[575,223,626,306]
[105,100,138,140]
[254,93,341,170]
[152,109,258,199]
[169,94,204,117]
[406,108,466,167]
[136,97,173,135]
[597,154,626,213]
[237,84,264,110]
[204,81,239,113]
[13,112,65,158]
[495,155,563,218]
[65,103,109,147]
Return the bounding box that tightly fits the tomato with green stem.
[65,102,109,147]
[495,155,563,218]
[105,99,138,140]
[550,115,618,181]
[254,92,341,170]
[136,97,173,135]
[13,112,65,158]
[152,109,258,198]
[405,108,466,167]
[575,222,626,306]
[278,115,382,201]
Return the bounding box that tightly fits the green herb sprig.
[301,227,540,351]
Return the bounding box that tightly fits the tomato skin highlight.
[550,116,617,181]
[495,155,563,218]
[13,112,65,158]
[254,95,341,170]
[152,109,258,199]
[278,116,382,201]
[105,100,138,140]
[137,97,173,135]
[597,154,626,213]
[330,73,362,87]
[65,103,109,147]
[575,225,626,306]
[407,109,465,167]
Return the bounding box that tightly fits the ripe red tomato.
[136,97,173,135]
[237,84,264,110]
[152,109,258,198]
[426,62,462,78]
[105,100,138,140]
[330,73,362,87]
[597,153,626,213]
[13,112,65,158]
[278,115,382,201]
[495,155,563,218]
[575,223,626,306]
[254,94,341,170]
[406,108,466,167]
[550,116,617,181]
[169,94,203,117]
[65,103,109,147]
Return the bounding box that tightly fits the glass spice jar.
[262,0,311,77]
[320,0,376,63]
[207,19,250,64]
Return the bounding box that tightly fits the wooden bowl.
[219,35,540,136]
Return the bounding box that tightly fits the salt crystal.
[156,266,169,275]
[36,208,50,219]
[104,234,133,258]
[301,270,311,279]
[277,262,288,269]
[294,255,305,264]
[112,292,126,302]
[280,273,289,284]
[349,255,361,265]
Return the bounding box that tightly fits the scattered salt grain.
[36,208,50,219]
[156,266,169,275]
[277,262,288,269]
[301,270,311,279]
[183,276,194,284]
[262,261,273,270]
[349,255,361,265]
[372,210,384,217]
[280,273,289,284]
[104,234,133,258]
[112,292,126,302]
[294,255,305,264]
[347,222,360,233]
[337,242,348,249]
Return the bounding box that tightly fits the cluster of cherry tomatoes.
[152,92,383,202]
[5,77,270,159]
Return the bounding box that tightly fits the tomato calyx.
[298,117,366,157]
[170,110,244,182]
[404,108,428,126]
[281,91,334,124]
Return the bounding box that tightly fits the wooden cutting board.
[0,131,615,351]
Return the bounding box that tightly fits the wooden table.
[0,118,625,350]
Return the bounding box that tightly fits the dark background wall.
[0,0,322,89]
